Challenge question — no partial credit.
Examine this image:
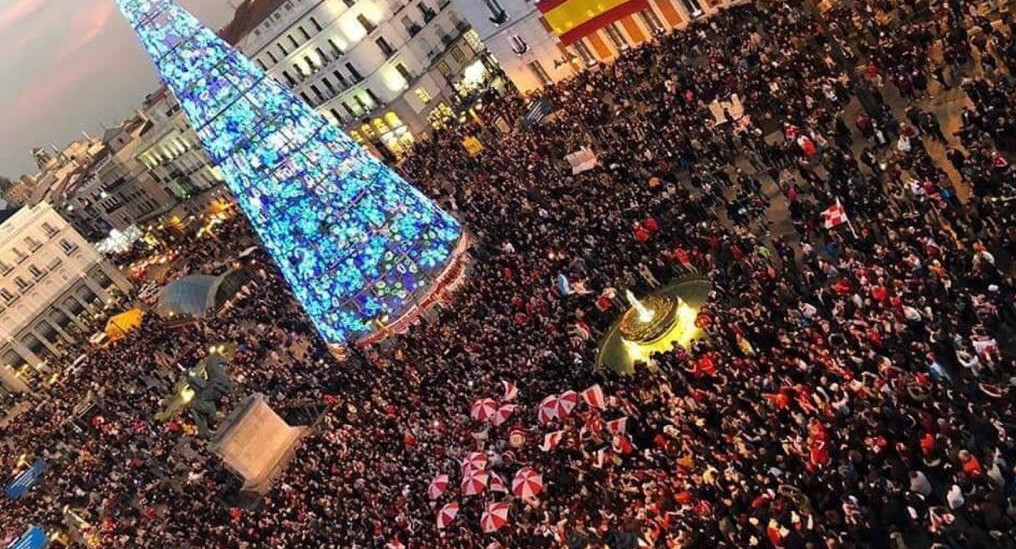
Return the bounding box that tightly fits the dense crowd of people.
[3,0,1016,547]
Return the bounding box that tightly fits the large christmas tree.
[115,0,464,347]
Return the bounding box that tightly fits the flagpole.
[838,198,859,239]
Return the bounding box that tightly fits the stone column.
[30,329,62,359]
[80,275,111,304]
[57,304,89,332]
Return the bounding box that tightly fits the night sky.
[0,0,236,177]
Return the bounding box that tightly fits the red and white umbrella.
[428,474,450,500]
[489,471,508,494]
[481,501,511,533]
[555,390,579,418]
[491,404,517,427]
[471,398,499,422]
[436,502,459,530]
[537,395,559,425]
[512,467,544,499]
[461,452,488,475]
[461,469,489,497]
[501,380,518,402]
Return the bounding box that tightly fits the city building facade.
[450,0,732,93]
[0,203,132,394]
[224,0,490,158]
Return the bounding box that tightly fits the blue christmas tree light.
[115,0,464,346]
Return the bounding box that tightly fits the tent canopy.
[156,269,252,320]
[106,309,145,341]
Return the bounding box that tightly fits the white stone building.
[0,203,132,394]
[224,0,489,158]
[449,0,730,93]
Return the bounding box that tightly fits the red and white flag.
[540,430,566,452]
[581,384,606,410]
[501,380,518,402]
[606,417,628,435]
[821,200,848,229]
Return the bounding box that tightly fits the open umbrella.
[428,474,449,500]
[556,390,579,418]
[436,502,459,530]
[481,501,511,533]
[471,398,499,422]
[461,452,488,475]
[537,395,559,425]
[489,471,508,494]
[492,404,517,427]
[461,469,490,497]
[512,467,544,499]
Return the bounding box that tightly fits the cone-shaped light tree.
[114,0,464,347]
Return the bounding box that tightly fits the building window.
[323,78,337,95]
[354,95,369,113]
[0,289,14,305]
[311,84,324,100]
[257,59,268,70]
[343,0,355,6]
[484,0,508,24]
[310,17,323,32]
[402,16,421,36]
[329,39,344,57]
[11,248,27,264]
[268,51,279,64]
[414,87,432,104]
[24,237,42,251]
[278,43,288,56]
[395,63,413,84]
[342,102,356,117]
[365,88,381,107]
[0,260,12,275]
[283,71,296,86]
[639,8,665,33]
[14,277,30,291]
[315,47,329,64]
[299,26,311,41]
[376,36,396,58]
[332,69,350,87]
[330,108,343,122]
[303,55,316,72]
[41,222,58,237]
[604,24,629,50]
[574,41,596,65]
[680,0,704,17]
[300,91,314,104]
[59,239,78,255]
[419,2,437,22]
[346,62,363,82]
[28,265,44,280]
[528,60,553,87]
[288,34,299,48]
[357,14,376,34]
[510,35,529,55]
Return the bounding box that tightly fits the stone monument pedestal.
[209,394,306,494]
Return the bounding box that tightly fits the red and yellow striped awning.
[538,0,650,45]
